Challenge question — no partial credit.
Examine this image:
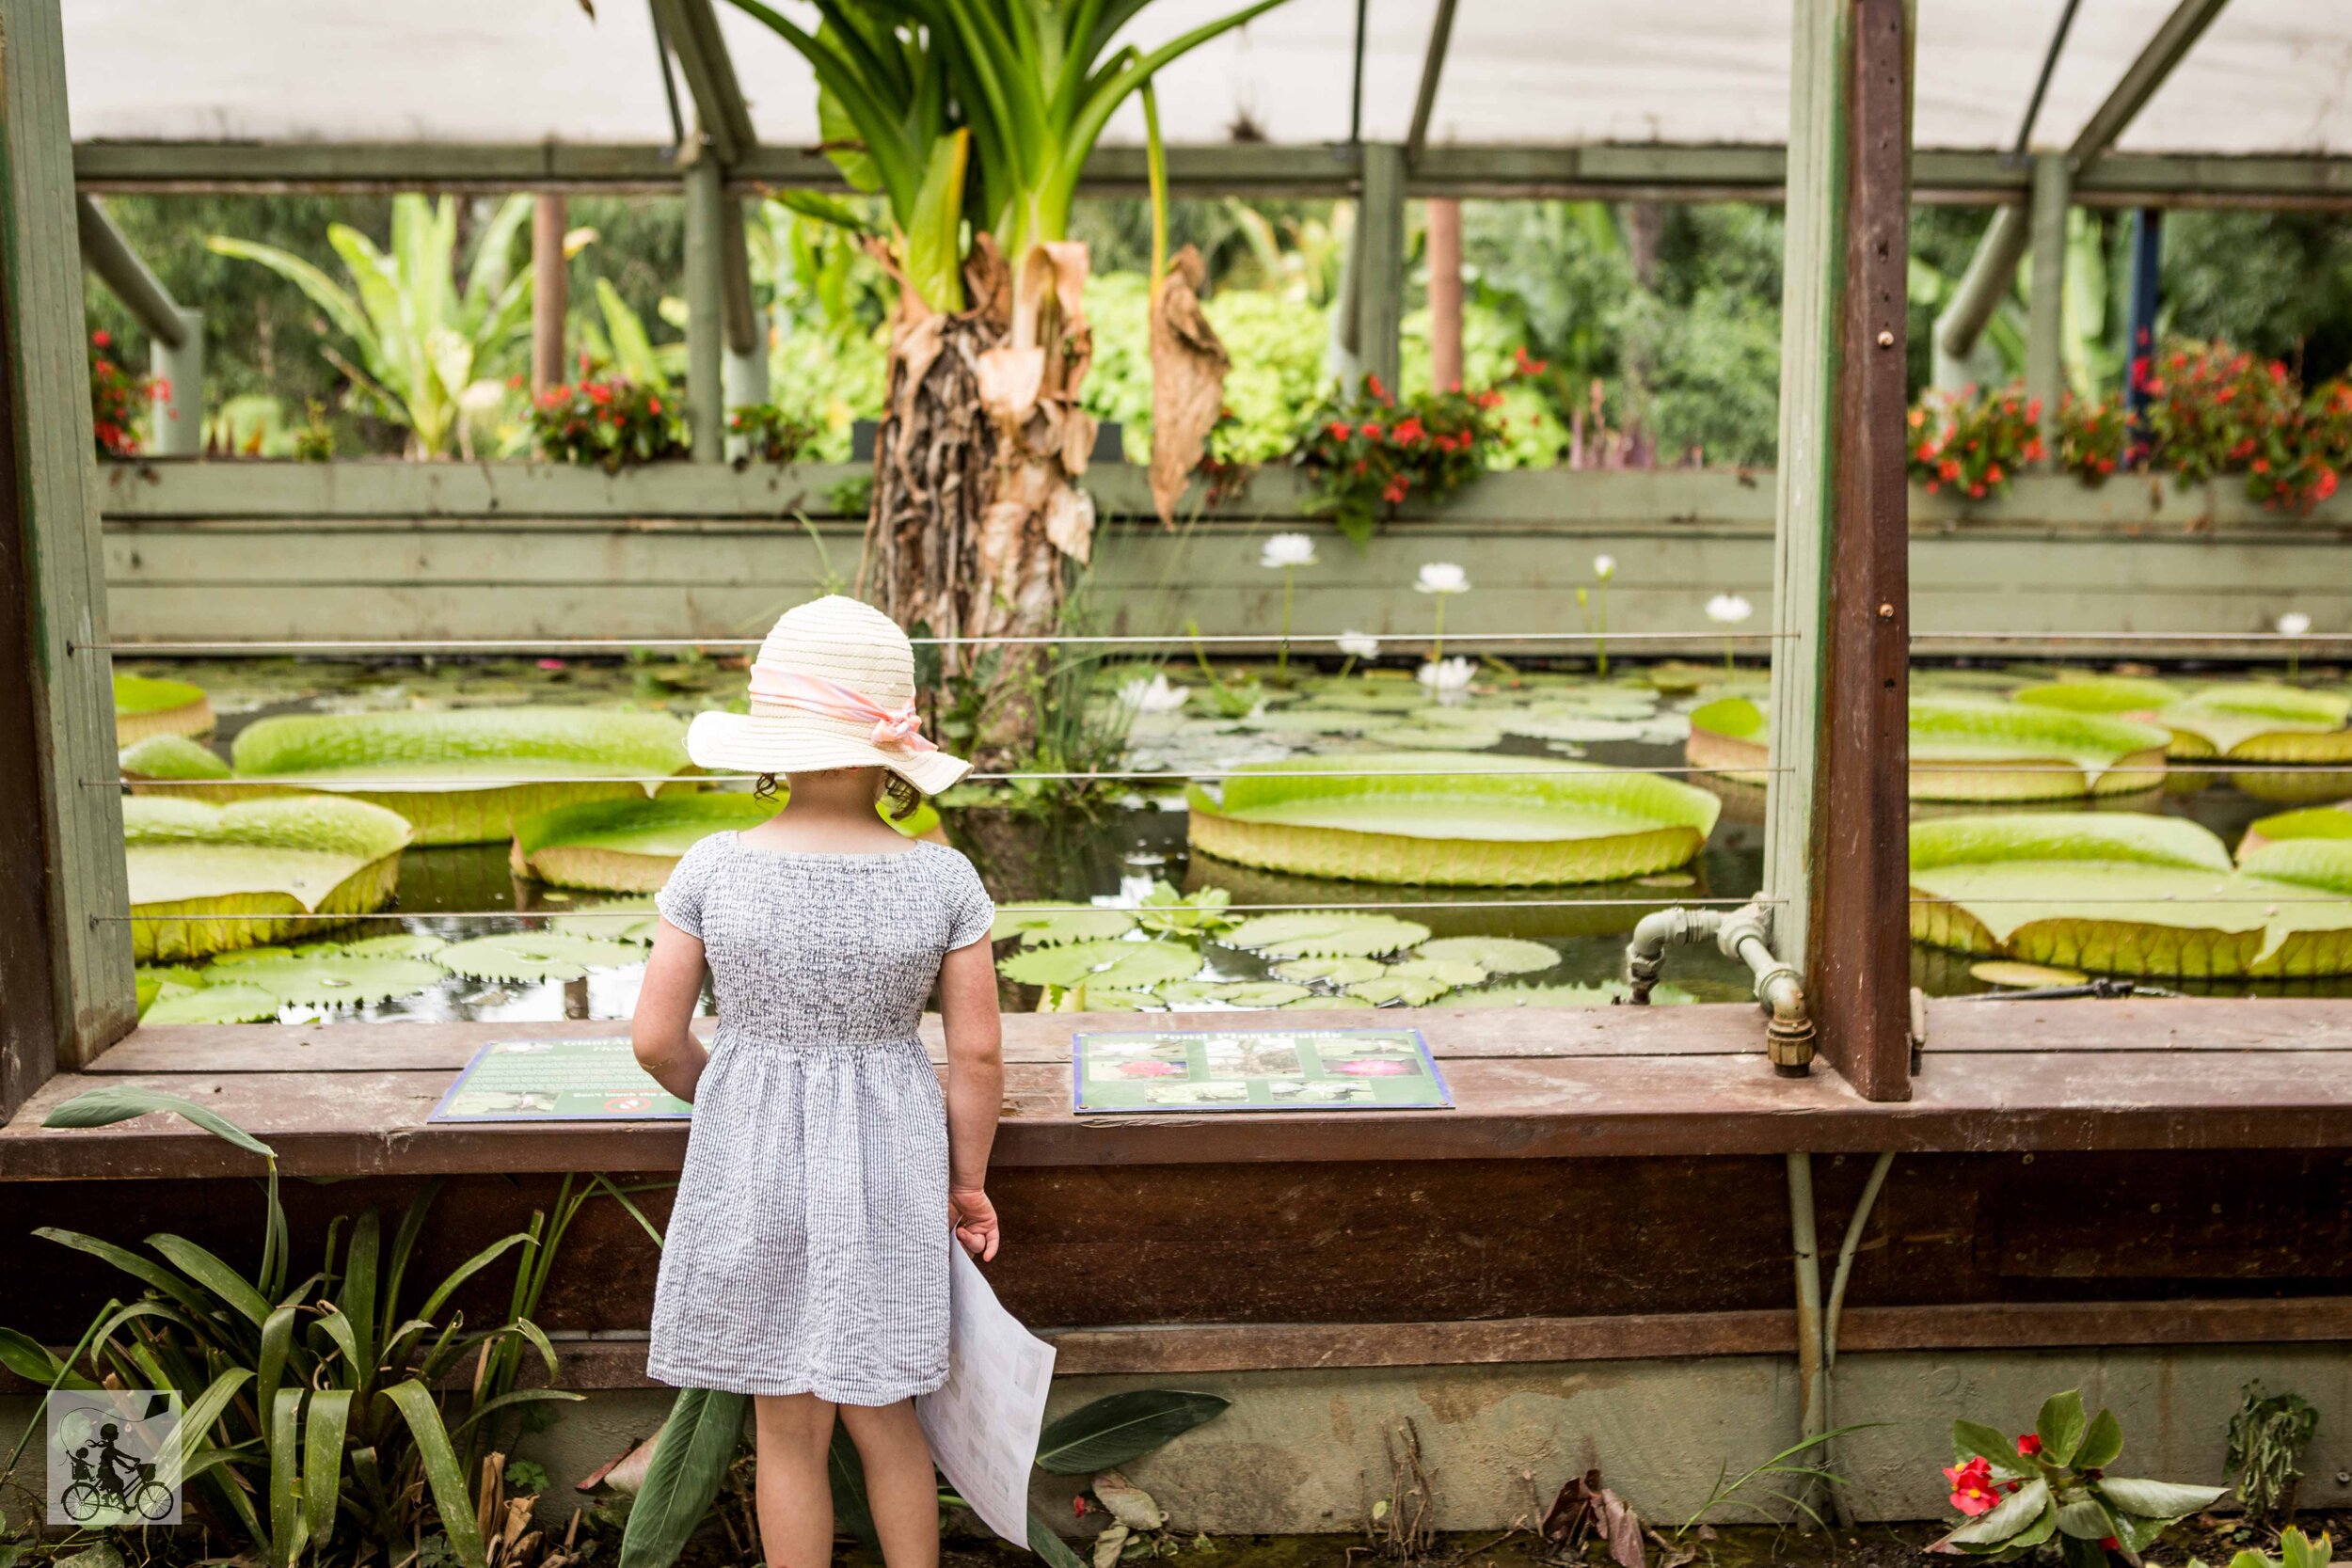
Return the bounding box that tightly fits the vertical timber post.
[1426,198,1463,391]
[2026,152,2070,453]
[721,197,768,461]
[682,151,725,463]
[1765,0,1913,1101]
[0,0,138,1104]
[1357,143,1406,397]
[2122,208,2162,432]
[532,193,568,397]
[150,305,201,456]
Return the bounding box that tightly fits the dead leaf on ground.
[1094,1523,1133,1568]
[1093,1469,1168,1531]
[1540,1469,1645,1568]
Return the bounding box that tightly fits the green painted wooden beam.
[1,0,136,1072]
[1356,144,1406,396]
[2025,153,2071,449]
[73,194,184,344]
[1405,0,1461,167]
[2068,0,2232,164]
[682,155,726,463]
[70,139,2352,208]
[651,0,756,166]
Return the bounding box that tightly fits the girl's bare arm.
[632,920,712,1101]
[939,938,1005,1259]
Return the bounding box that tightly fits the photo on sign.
[47,1388,182,1527]
[428,1037,693,1122]
[1072,1028,1452,1114]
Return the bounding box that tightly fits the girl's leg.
[754,1393,839,1568]
[838,1400,939,1568]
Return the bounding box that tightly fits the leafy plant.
[2197,1527,2336,1568]
[88,329,161,459]
[1908,386,2044,500]
[1931,1389,2227,1562]
[0,1090,650,1568]
[208,195,576,458]
[530,376,689,470]
[1295,363,1526,546]
[726,403,820,465]
[2226,1382,2320,1521]
[2059,392,2133,483]
[1677,1424,1870,1532]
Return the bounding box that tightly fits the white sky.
[62,0,2352,157]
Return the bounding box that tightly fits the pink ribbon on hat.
[747,663,937,752]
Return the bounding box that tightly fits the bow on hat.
[747,664,939,752]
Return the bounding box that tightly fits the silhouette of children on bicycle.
[63,1421,169,1521]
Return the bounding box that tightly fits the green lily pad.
[1909,699,2172,801]
[513,793,779,892]
[124,796,413,962]
[1910,813,2352,978]
[1133,884,1239,937]
[435,933,648,982]
[1282,993,1377,1009]
[997,940,1202,990]
[1451,982,1692,1006]
[335,932,451,959]
[1345,974,1453,1006]
[2160,685,2352,759]
[1269,956,1387,985]
[991,901,1140,945]
[1156,980,1314,1008]
[549,899,661,944]
[1375,722,1506,751]
[1414,936,1560,974]
[155,706,701,846]
[115,672,214,745]
[1222,911,1435,958]
[2240,801,2352,855]
[1387,958,1489,987]
[1968,960,2089,989]
[1192,754,1721,888]
[221,951,449,1006]
[140,984,283,1024]
[2010,676,2178,717]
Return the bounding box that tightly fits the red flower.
[647,398,662,414]
[2318,468,2340,499]
[1967,483,1987,499]
[1359,422,1383,441]
[2101,1539,2121,1553]
[1915,442,1938,462]
[1513,346,1549,375]
[1365,373,1391,404]
[1945,1458,2000,1517]
[2253,458,2270,474]
[1382,476,1410,503]
[1391,417,1426,445]
[1327,420,1351,440]
[1985,464,2005,484]
[1074,1497,1089,1519]
[1938,459,1962,482]
[1478,390,1504,410]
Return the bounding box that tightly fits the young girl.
[631,595,1003,1568]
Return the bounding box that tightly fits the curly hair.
[753,770,924,821]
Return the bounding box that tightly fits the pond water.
[118,653,2352,1026]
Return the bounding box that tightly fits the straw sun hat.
[686,596,972,797]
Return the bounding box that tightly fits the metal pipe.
[1624,906,1723,1003]
[1821,1149,1898,1528]
[1627,901,1815,1074]
[74,195,185,347]
[1786,1151,1827,1527]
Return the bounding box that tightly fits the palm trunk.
[861,238,1097,769]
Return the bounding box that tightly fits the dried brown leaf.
[1147,245,1230,529]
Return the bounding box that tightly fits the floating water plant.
[996,939,1203,991]
[1684,697,1771,786]
[1908,698,2170,801]
[217,947,450,1007]
[1221,911,1435,957]
[2010,675,2177,718]
[128,707,696,846]
[2239,801,2352,857]
[992,902,1140,945]
[1909,813,2352,979]
[2157,685,2352,804]
[113,672,214,746]
[123,796,412,961]
[1188,754,1720,886]
[435,932,649,982]
[512,794,780,892]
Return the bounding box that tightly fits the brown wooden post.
[1426,198,1463,391]
[1,0,138,1110]
[1765,0,1912,1101]
[1815,0,1913,1101]
[532,193,568,396]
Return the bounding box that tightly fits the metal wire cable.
[101,763,1796,787]
[103,894,1781,924]
[82,630,1790,655]
[1910,630,2352,643]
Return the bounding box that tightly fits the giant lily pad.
[124,796,412,961]
[997,940,1202,990]
[2239,801,2352,857]
[1222,911,1434,958]
[1908,699,2170,802]
[1188,753,1721,887]
[130,707,697,846]
[219,949,448,1007]
[1685,697,1771,786]
[2010,676,2177,719]
[1910,813,2352,978]
[435,933,647,982]
[2156,685,2352,759]
[114,673,215,746]
[512,793,779,892]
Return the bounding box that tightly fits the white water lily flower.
[1337,631,1381,659]
[1417,657,1476,695]
[1260,532,1319,570]
[1118,673,1189,715]
[1706,594,1756,626]
[1415,562,1470,594]
[1593,554,1617,581]
[2277,611,2313,637]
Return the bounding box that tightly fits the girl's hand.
[949,1187,1000,1261]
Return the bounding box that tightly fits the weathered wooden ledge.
[8,998,2352,1180]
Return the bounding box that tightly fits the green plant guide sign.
[1072,1028,1453,1113]
[429,1037,691,1122]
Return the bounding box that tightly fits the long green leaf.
[175,1367,256,1475]
[303,1388,354,1552]
[36,1227,216,1320]
[723,0,924,217]
[342,1210,381,1381]
[413,1232,535,1329]
[41,1086,277,1162]
[382,1380,490,1568]
[2095,1477,2230,1519]
[0,1326,98,1389]
[618,1387,748,1568]
[1034,1389,1230,1474]
[1936,1477,2051,1550]
[451,1386,583,1436]
[1030,1507,1088,1568]
[382,1180,446,1354]
[268,1386,309,1568]
[903,130,971,315]
[204,238,377,362]
[589,1175,670,1249]
[149,1234,273,1328]
[256,1303,299,1433]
